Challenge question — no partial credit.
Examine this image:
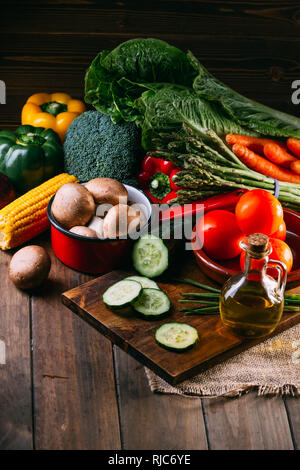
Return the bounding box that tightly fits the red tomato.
[197,210,244,260]
[271,220,286,241]
[240,250,264,272]
[235,189,283,236]
[240,237,293,274]
[268,238,293,274]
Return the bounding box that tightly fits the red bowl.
[193,208,300,285]
[47,184,152,275]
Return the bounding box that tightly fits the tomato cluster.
[197,189,293,273]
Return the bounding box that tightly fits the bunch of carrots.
[227,135,300,184]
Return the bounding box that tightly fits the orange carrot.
[287,138,300,158]
[232,143,300,183]
[263,142,298,168]
[226,134,284,150]
[226,134,285,153]
[290,160,300,175]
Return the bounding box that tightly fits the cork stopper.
[243,233,271,259]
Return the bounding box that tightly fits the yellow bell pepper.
[21,92,86,141]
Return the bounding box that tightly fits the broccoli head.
[63,111,142,185]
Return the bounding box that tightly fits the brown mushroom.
[69,226,97,237]
[51,182,95,230]
[9,245,51,290]
[103,204,140,238]
[87,216,104,238]
[84,178,128,206]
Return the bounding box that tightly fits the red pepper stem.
[151,179,159,189]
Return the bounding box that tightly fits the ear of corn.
[0,173,77,250]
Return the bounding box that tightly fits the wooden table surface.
[0,0,300,450]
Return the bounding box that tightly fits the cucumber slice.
[155,322,199,352]
[125,276,160,290]
[132,235,168,278]
[103,280,142,310]
[133,288,170,319]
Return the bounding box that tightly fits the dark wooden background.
[0,0,300,450]
[1,0,300,129]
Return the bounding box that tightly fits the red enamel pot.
[47,184,152,275]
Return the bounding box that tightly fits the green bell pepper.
[0,125,64,193]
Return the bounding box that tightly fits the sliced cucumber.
[125,276,160,290]
[132,234,168,278]
[155,322,199,352]
[133,288,170,319]
[103,280,141,310]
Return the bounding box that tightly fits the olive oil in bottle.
[219,233,287,339]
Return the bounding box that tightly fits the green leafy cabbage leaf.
[189,51,300,139]
[85,38,197,123]
[85,38,300,147]
[137,85,253,149]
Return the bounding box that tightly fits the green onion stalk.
[154,126,300,211]
[175,278,300,316]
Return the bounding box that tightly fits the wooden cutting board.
[62,256,300,385]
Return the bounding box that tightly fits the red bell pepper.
[144,189,161,204]
[138,153,180,203]
[141,154,156,174]
[157,159,176,175]
[169,169,182,191]
[161,190,178,204]
[137,170,151,186]
[159,189,248,222]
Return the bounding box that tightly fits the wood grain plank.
[3,32,300,60]
[1,3,300,38]
[284,397,300,449]
[31,238,121,450]
[0,250,32,449]
[202,392,294,450]
[1,31,299,68]
[0,62,295,100]
[2,0,300,8]
[114,346,208,450]
[2,33,300,83]
[1,27,300,129]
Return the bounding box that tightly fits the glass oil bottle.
[219,233,287,339]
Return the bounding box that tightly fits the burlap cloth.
[146,323,300,397]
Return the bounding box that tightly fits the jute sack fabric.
[146,323,300,397]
